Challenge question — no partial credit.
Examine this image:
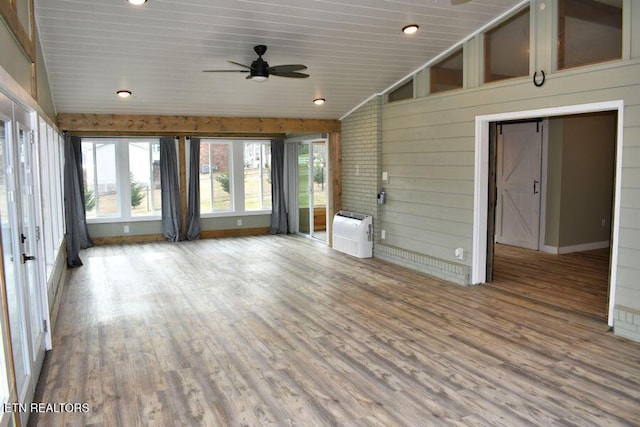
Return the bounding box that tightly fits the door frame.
[286,134,330,243]
[472,100,624,327]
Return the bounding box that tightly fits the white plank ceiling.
[35,0,522,119]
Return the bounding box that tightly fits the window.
[430,48,463,94]
[129,141,161,216]
[484,8,530,83]
[38,119,65,278]
[82,138,161,220]
[83,141,119,218]
[558,0,622,70]
[199,140,233,213]
[388,79,413,102]
[244,141,271,211]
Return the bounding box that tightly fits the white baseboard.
[542,241,610,254]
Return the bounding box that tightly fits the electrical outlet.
[237,219,243,226]
[124,225,130,234]
[381,230,386,239]
[454,248,464,260]
[601,218,606,228]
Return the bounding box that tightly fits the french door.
[0,93,47,425]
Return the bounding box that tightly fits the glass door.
[0,95,46,425]
[297,139,328,241]
[16,107,46,378]
[0,94,19,427]
[310,141,327,241]
[297,144,311,235]
[13,104,45,421]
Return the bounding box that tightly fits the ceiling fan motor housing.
[251,58,269,78]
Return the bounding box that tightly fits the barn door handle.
[533,180,539,194]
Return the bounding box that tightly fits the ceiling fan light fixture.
[128,0,148,5]
[402,24,419,35]
[251,75,268,82]
[116,90,132,98]
[313,98,326,105]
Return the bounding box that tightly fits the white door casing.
[472,100,625,328]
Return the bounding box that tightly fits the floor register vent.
[332,211,373,258]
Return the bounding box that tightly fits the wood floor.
[30,236,640,426]
[491,244,610,320]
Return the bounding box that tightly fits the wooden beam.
[67,131,287,139]
[57,114,341,134]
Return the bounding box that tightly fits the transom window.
[430,48,463,94]
[558,0,622,70]
[484,7,530,83]
[388,79,413,102]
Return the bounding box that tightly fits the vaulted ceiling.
[35,0,522,119]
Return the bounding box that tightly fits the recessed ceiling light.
[116,90,132,98]
[313,98,326,105]
[128,0,147,5]
[402,24,419,35]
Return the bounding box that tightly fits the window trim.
[198,139,272,218]
[83,138,162,224]
[199,139,235,215]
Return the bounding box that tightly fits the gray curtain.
[270,138,288,234]
[160,137,182,241]
[186,137,201,240]
[63,134,93,267]
[285,142,299,233]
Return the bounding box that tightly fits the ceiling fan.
[203,45,309,82]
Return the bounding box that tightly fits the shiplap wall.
[343,1,640,341]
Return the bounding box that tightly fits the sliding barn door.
[496,122,542,250]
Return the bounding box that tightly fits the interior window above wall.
[388,78,413,102]
[484,7,530,83]
[430,48,463,94]
[558,0,622,70]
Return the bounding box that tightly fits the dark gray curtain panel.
[270,138,288,234]
[63,134,93,267]
[186,137,201,240]
[160,137,182,241]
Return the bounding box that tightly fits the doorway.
[297,139,328,241]
[473,101,624,326]
[0,92,47,423]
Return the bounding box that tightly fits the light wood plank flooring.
[491,244,610,320]
[31,236,640,426]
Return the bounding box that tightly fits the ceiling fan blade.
[267,64,307,73]
[202,70,250,73]
[228,60,252,69]
[270,71,309,78]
